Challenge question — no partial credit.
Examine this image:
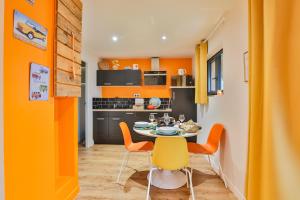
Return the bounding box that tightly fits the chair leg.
[116,151,129,183]
[185,169,189,188]
[146,168,154,200]
[208,155,212,166]
[148,152,152,169]
[184,169,195,200]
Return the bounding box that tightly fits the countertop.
[93,109,172,112]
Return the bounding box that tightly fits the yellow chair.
[147,137,195,200]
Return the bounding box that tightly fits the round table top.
[133,127,200,138]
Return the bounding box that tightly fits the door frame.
[0,0,5,199]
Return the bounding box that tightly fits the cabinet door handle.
[150,113,158,115]
[172,92,175,101]
[126,83,134,85]
[112,117,120,121]
[96,118,105,121]
[104,82,112,86]
[126,113,134,115]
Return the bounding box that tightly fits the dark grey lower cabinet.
[93,112,109,144]
[93,111,154,144]
[93,107,197,144]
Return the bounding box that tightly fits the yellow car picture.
[17,21,46,41]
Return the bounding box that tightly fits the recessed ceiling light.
[112,36,118,42]
[161,35,167,40]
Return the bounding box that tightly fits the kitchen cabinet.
[97,70,142,86]
[171,88,197,142]
[93,111,154,144]
[93,112,109,144]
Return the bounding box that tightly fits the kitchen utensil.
[149,114,155,123]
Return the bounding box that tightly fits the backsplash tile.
[93,98,171,110]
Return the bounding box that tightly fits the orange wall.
[101,58,193,98]
[4,1,78,200]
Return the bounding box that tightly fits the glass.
[164,116,171,126]
[179,114,185,124]
[149,114,155,123]
[163,113,169,118]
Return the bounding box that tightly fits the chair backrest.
[152,137,189,170]
[119,122,133,149]
[206,123,224,153]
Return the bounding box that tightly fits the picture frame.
[26,0,35,5]
[243,51,249,82]
[13,10,48,50]
[29,63,50,101]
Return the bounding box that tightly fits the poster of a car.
[13,10,48,50]
[26,0,35,5]
[30,63,49,101]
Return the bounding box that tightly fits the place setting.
[133,113,201,137]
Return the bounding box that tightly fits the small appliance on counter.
[171,75,194,87]
[133,98,144,110]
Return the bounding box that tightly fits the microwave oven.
[144,71,167,85]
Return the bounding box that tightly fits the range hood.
[144,57,167,85]
[151,57,160,71]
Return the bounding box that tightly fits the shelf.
[170,86,195,89]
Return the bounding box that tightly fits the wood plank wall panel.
[55,0,82,97]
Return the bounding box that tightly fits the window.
[207,49,223,95]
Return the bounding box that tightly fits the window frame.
[207,49,223,96]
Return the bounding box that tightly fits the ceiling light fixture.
[161,35,167,40]
[112,36,118,42]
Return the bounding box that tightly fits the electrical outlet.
[133,93,141,98]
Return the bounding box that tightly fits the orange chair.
[187,123,227,187]
[116,122,154,183]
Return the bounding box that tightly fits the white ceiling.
[82,0,234,58]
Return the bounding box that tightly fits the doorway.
[78,61,86,145]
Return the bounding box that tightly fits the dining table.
[133,125,200,190]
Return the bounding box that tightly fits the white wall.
[0,0,5,199]
[81,52,100,148]
[82,2,101,147]
[197,0,248,199]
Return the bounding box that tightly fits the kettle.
[178,68,186,76]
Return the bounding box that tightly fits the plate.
[134,121,150,128]
[157,127,178,134]
[149,97,161,108]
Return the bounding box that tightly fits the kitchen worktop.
[93,109,172,112]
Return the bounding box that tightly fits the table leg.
[147,169,187,189]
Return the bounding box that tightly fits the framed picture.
[26,0,35,5]
[13,10,48,50]
[243,51,249,82]
[29,63,50,101]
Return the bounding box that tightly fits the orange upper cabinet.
[55,0,82,97]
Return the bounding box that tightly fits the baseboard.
[208,156,246,200]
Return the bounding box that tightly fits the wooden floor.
[76,145,236,200]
